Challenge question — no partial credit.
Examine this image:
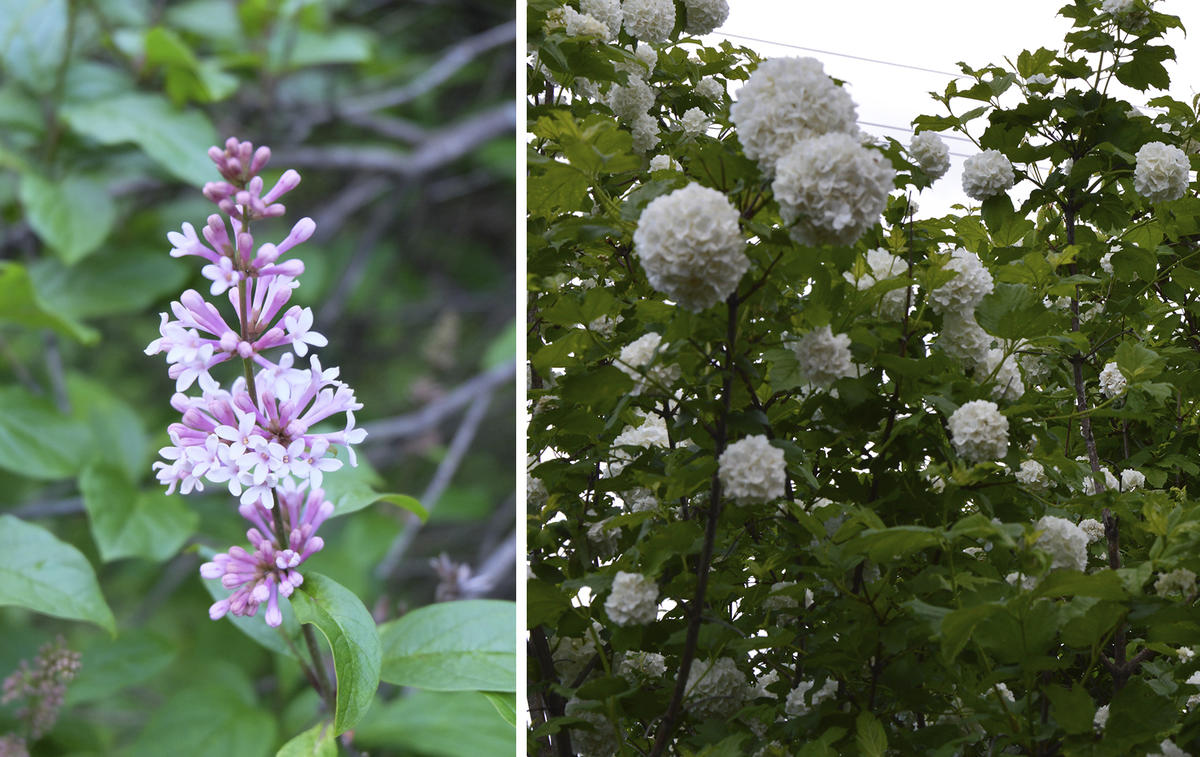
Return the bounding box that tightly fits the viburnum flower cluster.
[147,138,366,627]
[718,434,787,503]
[961,149,1016,200]
[908,131,951,180]
[947,399,1009,462]
[604,571,659,626]
[1133,141,1190,203]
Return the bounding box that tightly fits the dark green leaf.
[79,464,198,563]
[0,385,89,479]
[0,261,97,343]
[66,630,176,705]
[126,684,277,757]
[379,599,515,692]
[353,690,514,755]
[276,721,337,757]
[1045,684,1095,735]
[18,172,117,265]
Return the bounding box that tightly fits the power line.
[858,119,976,144]
[716,32,964,78]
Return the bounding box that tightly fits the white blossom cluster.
[729,57,858,172]
[684,658,748,717]
[929,248,995,316]
[1015,460,1049,489]
[607,75,654,122]
[1081,465,1119,495]
[981,348,1025,401]
[1121,468,1146,490]
[682,0,729,35]
[1079,518,1105,543]
[633,184,749,310]
[785,678,837,716]
[1098,361,1127,397]
[679,107,710,135]
[631,113,660,153]
[610,412,669,475]
[621,487,658,512]
[552,631,598,685]
[565,699,618,757]
[617,650,667,680]
[616,332,680,393]
[1154,568,1197,597]
[762,581,799,611]
[1035,515,1089,572]
[696,77,725,102]
[793,325,856,388]
[718,434,787,503]
[909,131,950,179]
[938,312,992,364]
[948,400,1009,462]
[772,131,895,246]
[604,571,658,625]
[648,154,680,172]
[753,669,780,699]
[622,0,674,42]
[1149,739,1192,757]
[1134,141,1190,203]
[961,149,1016,200]
[587,516,620,556]
[582,0,622,38]
[843,247,910,319]
[546,6,610,38]
[631,43,658,71]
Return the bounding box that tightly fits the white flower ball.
[607,75,654,122]
[929,248,995,315]
[1015,460,1048,489]
[633,184,749,311]
[1098,361,1126,397]
[753,669,780,699]
[564,699,619,757]
[1102,0,1136,13]
[622,0,675,42]
[582,0,623,39]
[718,434,787,503]
[793,325,856,387]
[1094,704,1110,732]
[843,247,909,319]
[633,42,658,70]
[909,132,950,180]
[981,348,1024,401]
[1154,568,1197,597]
[648,154,679,172]
[938,311,992,364]
[587,517,620,557]
[604,571,658,625]
[616,650,667,680]
[609,413,669,475]
[680,106,710,135]
[684,658,748,717]
[563,7,610,37]
[621,487,658,512]
[1079,518,1105,543]
[1035,515,1089,572]
[1100,251,1114,274]
[948,399,1009,462]
[730,57,858,173]
[1081,465,1119,495]
[630,112,661,153]
[696,77,724,102]
[962,149,1016,200]
[785,678,837,717]
[616,332,680,393]
[772,132,895,246]
[1150,739,1190,757]
[1120,468,1145,490]
[682,0,729,34]
[763,581,799,611]
[1134,141,1190,203]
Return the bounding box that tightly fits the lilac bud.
[251,146,271,174]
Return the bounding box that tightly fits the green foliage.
[378,599,517,692]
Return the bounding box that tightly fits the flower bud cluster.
[1,636,81,741]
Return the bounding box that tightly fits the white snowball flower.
[684,658,748,717]
[1015,460,1049,489]
[785,678,837,717]
[719,434,787,504]
[981,348,1024,401]
[938,311,992,364]
[1098,361,1126,397]
[1120,468,1145,490]
[679,107,710,135]
[843,247,910,319]
[696,77,724,102]
[753,669,780,699]
[1093,704,1109,732]
[909,131,951,179]
[587,517,620,556]
[633,42,658,70]
[607,75,654,122]
[1154,568,1197,597]
[1100,251,1114,274]
[617,650,667,680]
[604,571,658,626]
[763,581,800,611]
[994,682,1016,703]
[962,149,1016,200]
[1101,0,1136,13]
[1078,518,1105,543]
[1025,73,1055,87]
[633,183,749,311]
[1149,739,1191,757]
[559,7,610,37]
[609,412,669,475]
[622,0,675,42]
[621,487,658,512]
[681,0,728,34]
[1080,462,1119,495]
[1035,515,1089,572]
[1134,141,1190,203]
[1180,647,1196,663]
[565,699,619,757]
[648,154,679,172]
[929,248,995,315]
[582,0,623,38]
[948,400,1009,462]
[552,630,599,684]
[730,57,858,173]
[794,325,856,387]
[773,132,895,246]
[630,112,661,153]
[616,332,680,393]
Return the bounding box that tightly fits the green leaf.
[79,464,198,563]
[18,172,117,265]
[1034,569,1129,601]
[0,385,89,479]
[0,0,67,92]
[66,630,176,706]
[291,573,382,735]
[855,712,888,757]
[528,160,590,218]
[849,525,943,562]
[67,375,149,483]
[379,599,515,692]
[976,283,1053,339]
[483,324,516,370]
[0,515,116,634]
[61,93,218,186]
[353,690,514,756]
[320,460,425,520]
[198,545,304,660]
[30,249,188,320]
[1115,340,1163,382]
[481,691,517,727]
[273,27,374,70]
[0,261,97,343]
[126,684,277,757]
[276,721,337,757]
[1045,684,1095,735]
[940,603,1003,663]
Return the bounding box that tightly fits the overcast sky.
[702,1,1197,216]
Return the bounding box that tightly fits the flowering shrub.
[529,0,1200,754]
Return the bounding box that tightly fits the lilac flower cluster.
[1,636,81,742]
[148,138,366,626]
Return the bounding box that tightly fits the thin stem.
[302,624,336,713]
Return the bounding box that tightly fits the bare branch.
[362,360,515,441]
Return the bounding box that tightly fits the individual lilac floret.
[201,483,334,627]
[167,215,311,295]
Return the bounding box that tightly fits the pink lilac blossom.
[149,137,366,627]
